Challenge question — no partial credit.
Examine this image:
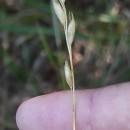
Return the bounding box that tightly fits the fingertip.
[16,97,36,130]
[16,92,73,130]
[16,91,91,130]
[16,95,48,130]
[16,99,29,130]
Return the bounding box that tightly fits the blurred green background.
[0,0,130,129]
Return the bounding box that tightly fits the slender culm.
[52,0,76,130]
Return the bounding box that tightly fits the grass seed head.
[52,0,66,26]
[67,13,75,45]
[61,0,66,3]
[64,60,72,88]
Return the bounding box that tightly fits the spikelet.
[67,12,75,45]
[61,0,66,3]
[52,0,66,26]
[64,61,72,88]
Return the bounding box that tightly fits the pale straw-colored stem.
[65,40,76,130]
[69,48,76,130]
[64,14,76,130]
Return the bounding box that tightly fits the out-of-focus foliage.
[0,0,130,130]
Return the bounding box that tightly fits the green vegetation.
[0,0,130,129]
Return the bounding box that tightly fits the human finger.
[16,82,130,130]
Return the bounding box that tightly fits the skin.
[16,82,130,130]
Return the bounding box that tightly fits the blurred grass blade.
[0,23,54,35]
[37,26,57,69]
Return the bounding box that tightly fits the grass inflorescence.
[52,0,76,130]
